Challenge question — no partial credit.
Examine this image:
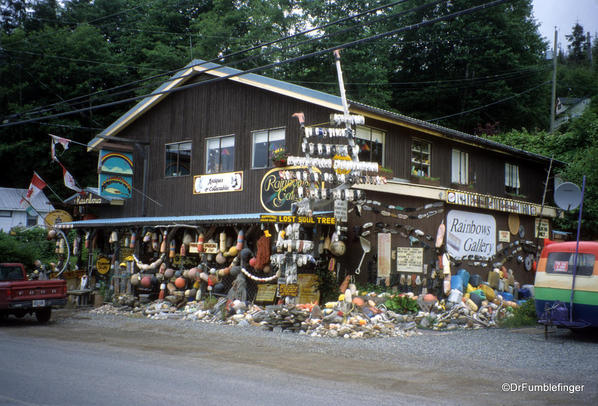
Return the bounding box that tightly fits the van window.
[546,252,595,276]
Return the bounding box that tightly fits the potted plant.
[271,148,289,167]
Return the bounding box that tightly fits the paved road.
[0,309,596,405]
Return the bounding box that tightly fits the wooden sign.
[96,257,111,275]
[377,233,391,278]
[260,214,336,225]
[298,274,320,304]
[255,284,277,303]
[278,283,298,297]
[334,199,348,223]
[396,247,424,273]
[498,230,511,243]
[535,218,550,239]
[203,242,219,254]
[193,171,243,194]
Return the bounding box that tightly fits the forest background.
[1,0,597,236]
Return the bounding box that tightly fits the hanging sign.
[193,171,243,194]
[396,247,423,273]
[446,210,496,260]
[260,214,336,225]
[334,199,348,222]
[96,257,111,275]
[498,230,511,243]
[297,274,320,304]
[255,284,278,303]
[377,233,391,278]
[278,283,298,297]
[98,150,133,199]
[65,190,111,205]
[44,210,73,226]
[535,218,550,239]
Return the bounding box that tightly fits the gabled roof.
[0,187,54,212]
[89,59,560,165]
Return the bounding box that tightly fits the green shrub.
[500,298,537,328]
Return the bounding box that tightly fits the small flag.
[59,162,82,193]
[292,112,305,126]
[21,172,47,206]
[50,134,71,150]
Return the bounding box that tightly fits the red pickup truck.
[0,263,67,323]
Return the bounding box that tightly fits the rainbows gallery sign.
[260,167,315,212]
[446,210,496,260]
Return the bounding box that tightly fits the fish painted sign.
[98,149,133,199]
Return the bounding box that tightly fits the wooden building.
[57,59,561,292]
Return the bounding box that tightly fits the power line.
[2,0,415,120]
[0,0,509,129]
[428,80,552,122]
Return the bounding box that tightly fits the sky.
[532,0,598,50]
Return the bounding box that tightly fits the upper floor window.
[451,149,469,184]
[505,163,520,194]
[0,210,11,217]
[355,126,385,165]
[252,128,285,168]
[26,213,37,227]
[411,139,431,177]
[165,141,191,177]
[206,135,235,174]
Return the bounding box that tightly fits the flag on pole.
[58,162,82,193]
[21,172,47,206]
[50,134,71,150]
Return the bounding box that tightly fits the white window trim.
[505,163,520,193]
[251,127,286,169]
[451,149,469,184]
[205,134,235,174]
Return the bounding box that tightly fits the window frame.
[505,162,520,194]
[0,210,11,217]
[354,125,386,166]
[164,141,192,178]
[205,134,235,174]
[451,149,469,185]
[26,213,37,227]
[546,252,595,276]
[411,139,431,177]
[251,127,286,169]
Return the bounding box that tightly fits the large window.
[355,126,384,165]
[451,149,469,184]
[252,128,285,168]
[26,213,37,227]
[505,163,520,194]
[546,252,594,276]
[411,139,431,177]
[206,135,235,174]
[165,142,191,177]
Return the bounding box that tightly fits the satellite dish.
[554,182,582,211]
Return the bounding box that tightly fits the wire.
[3,0,413,120]
[0,0,509,129]
[428,80,552,122]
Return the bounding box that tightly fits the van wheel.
[35,308,51,323]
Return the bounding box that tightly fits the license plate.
[32,300,46,307]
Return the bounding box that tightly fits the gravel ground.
[5,308,598,405]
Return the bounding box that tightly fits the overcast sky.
[532,0,598,50]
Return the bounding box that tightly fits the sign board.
[65,191,111,205]
[260,166,321,213]
[99,173,132,199]
[535,218,550,239]
[297,274,320,304]
[203,242,219,254]
[498,230,511,243]
[193,171,243,194]
[278,283,298,297]
[96,257,111,275]
[396,247,424,273]
[255,284,277,303]
[446,210,496,260]
[554,261,568,273]
[44,210,73,226]
[446,189,541,216]
[334,199,348,223]
[260,214,336,225]
[377,233,391,278]
[99,150,133,175]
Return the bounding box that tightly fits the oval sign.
[45,210,73,227]
[96,257,111,275]
[260,166,319,213]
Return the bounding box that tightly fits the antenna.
[554,182,582,211]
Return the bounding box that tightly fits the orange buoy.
[169,239,176,258]
[236,230,244,251]
[174,277,186,289]
[197,233,204,253]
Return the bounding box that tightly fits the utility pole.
[550,27,558,133]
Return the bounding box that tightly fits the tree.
[565,23,588,65]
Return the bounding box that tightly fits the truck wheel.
[35,308,52,323]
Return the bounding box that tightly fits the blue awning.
[54,211,333,229]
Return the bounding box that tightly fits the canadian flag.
[59,162,82,193]
[50,134,71,162]
[21,172,47,206]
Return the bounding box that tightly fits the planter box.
[411,176,440,186]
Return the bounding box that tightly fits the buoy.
[129,232,136,249]
[197,233,204,253]
[47,229,57,240]
[158,283,165,300]
[180,241,186,257]
[219,231,227,253]
[109,230,118,244]
[435,221,445,248]
[160,230,168,253]
[236,230,244,251]
[174,277,186,289]
[164,268,175,279]
[130,274,141,286]
[151,232,158,251]
[84,231,90,249]
[169,239,176,258]
[72,237,79,256]
[188,267,198,280]
[141,276,152,288]
[249,257,257,268]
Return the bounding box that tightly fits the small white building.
[0,187,54,232]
